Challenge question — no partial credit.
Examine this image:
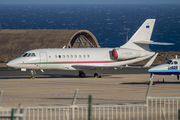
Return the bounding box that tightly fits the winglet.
[143,53,159,68]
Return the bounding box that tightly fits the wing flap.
[72,65,140,70]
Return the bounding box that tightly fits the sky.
[0,0,180,4]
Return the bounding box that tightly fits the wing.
[72,52,159,70]
[71,65,140,70]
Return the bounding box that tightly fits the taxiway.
[0,67,179,107]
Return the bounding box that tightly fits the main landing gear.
[79,71,85,78]
[94,73,102,78]
[30,69,36,79]
[78,71,102,78]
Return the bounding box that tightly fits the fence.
[1,104,146,120]
[0,104,26,120]
[1,83,180,120]
[1,97,180,120]
[147,97,180,120]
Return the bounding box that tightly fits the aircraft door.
[39,52,47,68]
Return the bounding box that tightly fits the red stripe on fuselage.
[18,61,121,65]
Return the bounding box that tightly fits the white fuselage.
[148,59,180,75]
[7,48,155,70]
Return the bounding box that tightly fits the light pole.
[124,28,130,42]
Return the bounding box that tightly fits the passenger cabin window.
[174,61,178,64]
[55,54,90,59]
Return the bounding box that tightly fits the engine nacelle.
[111,48,141,60]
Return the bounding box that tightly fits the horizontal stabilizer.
[134,41,174,45]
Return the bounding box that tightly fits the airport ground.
[0,67,180,107]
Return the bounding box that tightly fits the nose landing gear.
[30,69,36,79]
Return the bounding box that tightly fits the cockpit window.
[27,53,31,57]
[31,53,36,57]
[21,53,36,57]
[22,53,28,57]
[165,60,173,64]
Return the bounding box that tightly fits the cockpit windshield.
[22,53,28,57]
[31,53,36,57]
[165,60,172,64]
[27,53,31,57]
[21,53,36,57]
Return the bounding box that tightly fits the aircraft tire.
[94,73,98,78]
[79,73,85,78]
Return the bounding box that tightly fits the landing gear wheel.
[30,76,36,79]
[79,71,85,78]
[94,73,98,78]
[94,73,102,78]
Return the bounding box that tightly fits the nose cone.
[7,60,15,67]
[6,62,10,67]
[6,58,21,68]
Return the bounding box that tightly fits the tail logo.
[146,25,150,28]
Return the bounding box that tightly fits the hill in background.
[0,29,179,65]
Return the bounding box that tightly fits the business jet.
[7,19,173,79]
[148,56,180,80]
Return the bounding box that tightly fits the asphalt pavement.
[0,67,149,78]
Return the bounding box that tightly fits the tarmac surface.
[0,67,180,107]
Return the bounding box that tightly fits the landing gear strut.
[79,71,85,78]
[30,69,36,79]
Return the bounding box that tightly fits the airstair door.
[39,52,47,68]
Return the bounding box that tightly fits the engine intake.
[111,48,141,60]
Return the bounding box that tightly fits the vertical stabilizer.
[120,19,156,51]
